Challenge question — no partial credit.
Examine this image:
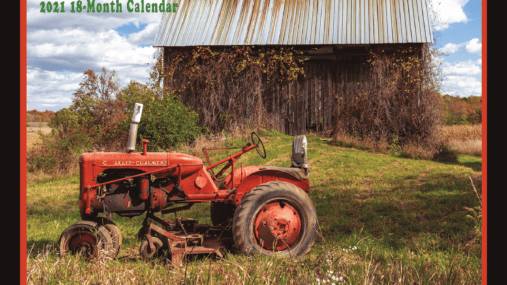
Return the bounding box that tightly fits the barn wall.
[263,47,369,135]
[262,43,423,135]
[163,43,423,136]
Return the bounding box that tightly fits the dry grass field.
[438,124,482,156]
[27,123,52,150]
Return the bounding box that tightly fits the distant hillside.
[440,95,481,125]
[27,110,54,123]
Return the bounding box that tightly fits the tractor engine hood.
[79,152,204,184]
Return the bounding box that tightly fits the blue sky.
[432,0,482,96]
[26,0,482,111]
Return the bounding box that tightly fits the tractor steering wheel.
[250,132,266,159]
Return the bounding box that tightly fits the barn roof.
[154,0,434,47]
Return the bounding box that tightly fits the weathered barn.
[154,0,434,135]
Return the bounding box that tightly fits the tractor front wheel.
[58,221,113,260]
[84,217,122,259]
[232,181,317,258]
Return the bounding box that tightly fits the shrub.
[118,82,202,150]
[433,143,459,162]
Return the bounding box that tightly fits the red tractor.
[59,103,317,264]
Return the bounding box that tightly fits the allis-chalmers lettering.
[110,161,168,166]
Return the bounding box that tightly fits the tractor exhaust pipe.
[127,103,143,153]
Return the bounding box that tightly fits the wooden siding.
[260,45,376,135]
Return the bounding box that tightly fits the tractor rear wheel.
[210,202,236,227]
[58,220,113,260]
[232,181,317,258]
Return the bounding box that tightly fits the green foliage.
[387,135,402,157]
[118,82,202,150]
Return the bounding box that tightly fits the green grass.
[26,130,482,284]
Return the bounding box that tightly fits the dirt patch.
[412,165,438,189]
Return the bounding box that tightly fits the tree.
[73,67,121,101]
[50,67,127,151]
[70,67,126,140]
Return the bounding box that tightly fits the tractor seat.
[258,166,307,180]
[258,135,310,180]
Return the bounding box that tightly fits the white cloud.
[439,57,482,96]
[442,60,481,76]
[465,38,482,54]
[28,27,157,73]
[439,43,460,54]
[441,75,481,96]
[128,23,160,45]
[26,67,82,111]
[438,38,482,55]
[429,0,469,31]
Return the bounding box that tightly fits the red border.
[18,1,488,284]
[21,1,27,284]
[481,0,487,284]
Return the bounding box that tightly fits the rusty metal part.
[202,146,244,166]
[195,175,207,189]
[253,202,301,251]
[59,221,113,260]
[154,0,434,47]
[138,176,150,200]
[161,203,194,215]
[138,212,234,266]
[234,169,310,205]
[222,166,260,189]
[175,218,188,236]
[147,235,156,253]
[66,230,97,257]
[142,139,149,155]
[205,144,257,171]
